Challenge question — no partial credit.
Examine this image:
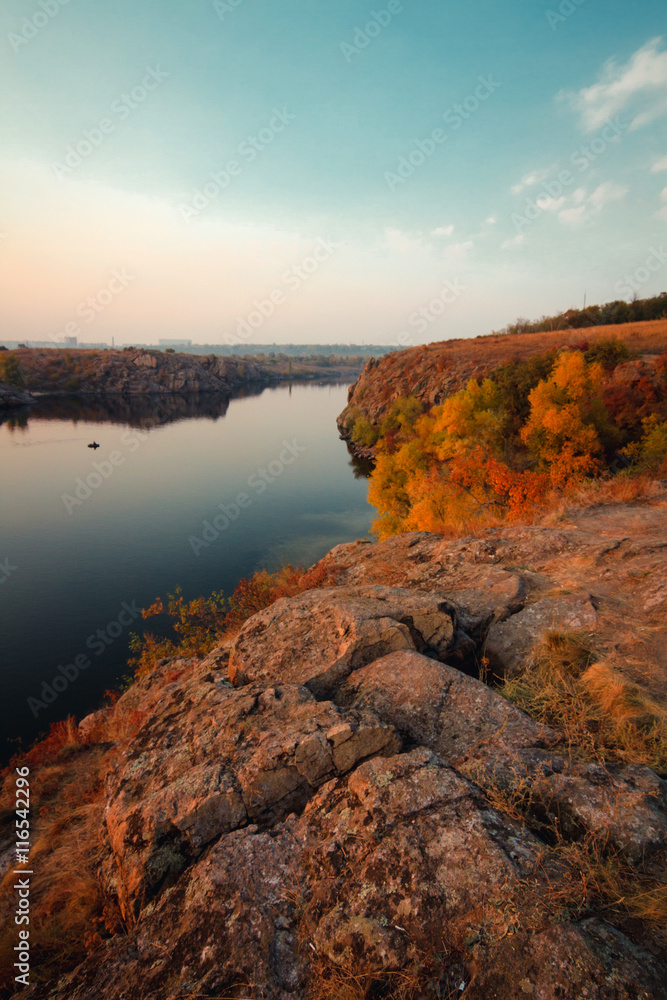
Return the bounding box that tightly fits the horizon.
[1,1,667,347]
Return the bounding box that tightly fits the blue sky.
[1,0,666,345]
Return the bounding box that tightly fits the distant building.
[64,336,78,347]
[159,339,192,347]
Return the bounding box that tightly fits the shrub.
[584,337,638,369]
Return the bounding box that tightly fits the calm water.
[0,383,374,760]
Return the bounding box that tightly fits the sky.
[1,0,666,347]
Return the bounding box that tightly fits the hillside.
[338,318,667,457]
[1,494,666,999]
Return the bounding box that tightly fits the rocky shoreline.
[2,348,366,404]
[5,494,666,1000]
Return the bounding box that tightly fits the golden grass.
[0,736,123,994]
[306,955,464,1000]
[503,631,667,773]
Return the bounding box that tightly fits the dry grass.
[503,631,667,772]
[531,835,667,926]
[0,727,123,995]
[471,766,667,931]
[306,955,465,1000]
[447,318,667,364]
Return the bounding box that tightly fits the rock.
[484,593,598,678]
[14,500,667,1000]
[43,750,667,1000]
[77,710,106,739]
[340,651,667,862]
[104,672,399,922]
[228,584,467,697]
[339,649,556,759]
[0,379,33,409]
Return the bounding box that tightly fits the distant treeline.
[494,291,667,337]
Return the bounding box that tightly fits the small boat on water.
[87,442,100,449]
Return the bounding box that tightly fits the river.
[0,382,373,759]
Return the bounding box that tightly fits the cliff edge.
[3,494,667,1000]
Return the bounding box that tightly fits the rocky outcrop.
[0,379,33,409]
[14,497,667,1000]
[15,348,281,396]
[11,348,362,398]
[227,584,484,695]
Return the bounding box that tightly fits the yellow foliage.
[520,352,610,485]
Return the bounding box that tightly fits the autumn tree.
[520,351,615,486]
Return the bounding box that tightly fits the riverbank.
[1,491,666,999]
[1,347,369,402]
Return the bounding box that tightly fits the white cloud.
[431,224,454,237]
[443,240,473,259]
[536,195,566,212]
[511,168,553,194]
[561,37,667,133]
[651,155,667,172]
[383,227,423,252]
[658,186,667,221]
[559,206,586,226]
[588,181,628,209]
[486,216,497,225]
[500,233,525,249]
[573,187,586,203]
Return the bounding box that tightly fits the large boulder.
[484,593,598,679]
[338,649,556,758]
[227,584,476,696]
[339,651,667,863]
[105,669,399,923]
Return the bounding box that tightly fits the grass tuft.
[503,630,667,773]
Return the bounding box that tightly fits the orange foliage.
[367,348,665,539]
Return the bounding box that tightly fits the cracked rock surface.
[20,501,667,1000]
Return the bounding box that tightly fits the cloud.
[443,240,473,259]
[588,181,628,209]
[658,186,667,221]
[559,206,586,226]
[511,168,553,194]
[431,224,454,237]
[383,227,423,252]
[561,37,667,133]
[651,155,667,172]
[572,187,586,203]
[535,195,566,212]
[486,216,497,225]
[500,233,525,249]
